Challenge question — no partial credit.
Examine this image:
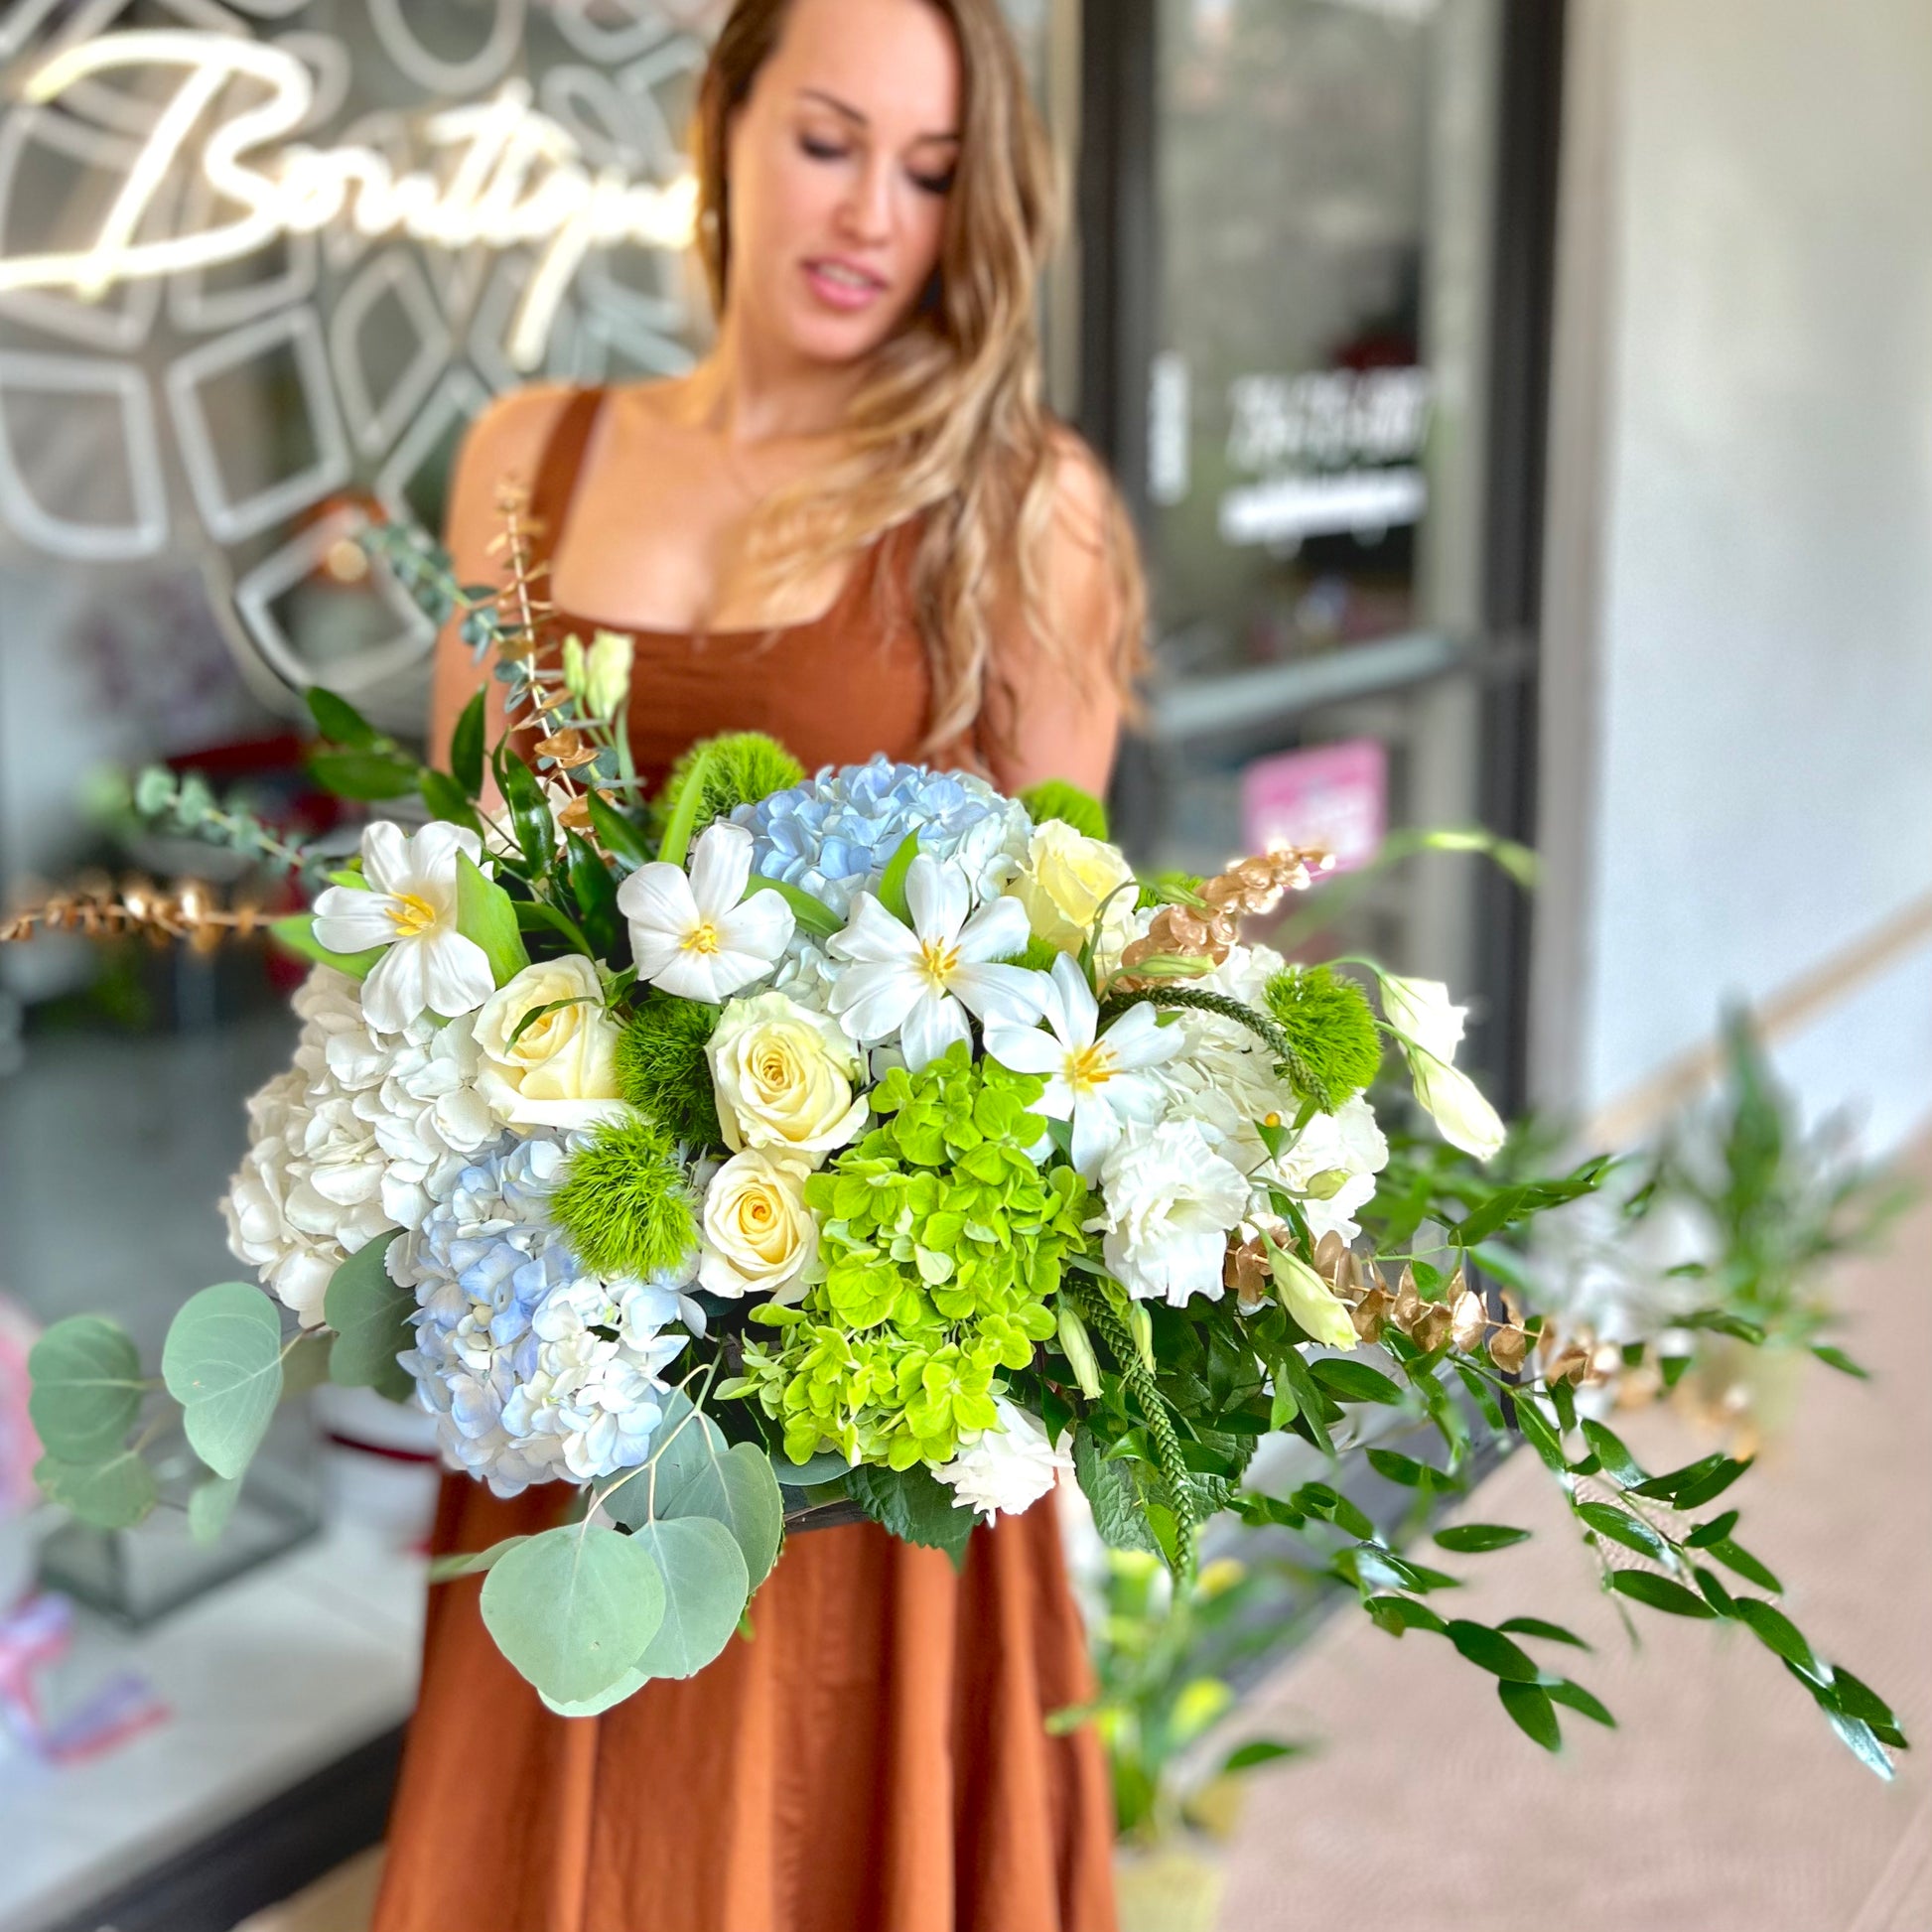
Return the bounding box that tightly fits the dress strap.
[525,385,608,574]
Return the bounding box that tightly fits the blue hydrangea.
[395,1135,695,1497]
[730,756,1033,918]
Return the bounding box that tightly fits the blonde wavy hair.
[694,0,1147,758]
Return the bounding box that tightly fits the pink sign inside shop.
[1241,739,1387,875]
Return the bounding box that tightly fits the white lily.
[312,821,495,1035]
[618,821,794,1004]
[984,953,1181,1176]
[826,854,1042,1070]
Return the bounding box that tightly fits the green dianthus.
[1262,964,1383,1112]
[1001,935,1065,974]
[616,996,722,1148]
[551,1115,697,1282]
[1020,778,1110,843]
[651,731,806,843]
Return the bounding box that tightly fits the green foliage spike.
[1020,779,1110,842]
[552,1116,698,1282]
[1262,964,1383,1111]
[651,732,805,846]
[616,996,722,1147]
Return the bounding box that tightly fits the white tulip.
[619,822,795,1004]
[312,820,497,1035]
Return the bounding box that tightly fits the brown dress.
[372,390,1119,1932]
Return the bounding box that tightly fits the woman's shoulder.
[455,376,696,496]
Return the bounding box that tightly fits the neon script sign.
[0,31,700,368]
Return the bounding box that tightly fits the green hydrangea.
[732,1044,1090,1470]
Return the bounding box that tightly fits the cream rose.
[1009,820,1139,957]
[708,992,869,1160]
[473,956,628,1131]
[698,1150,818,1302]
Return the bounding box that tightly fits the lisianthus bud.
[584,629,634,720]
[1268,1242,1362,1351]
[1056,1299,1103,1399]
[1406,1047,1507,1162]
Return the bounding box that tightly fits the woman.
[374,1,1143,1927]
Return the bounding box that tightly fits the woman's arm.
[985,435,1139,798]
[424,384,579,769]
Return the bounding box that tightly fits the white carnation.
[1090,1119,1251,1307]
[220,967,495,1326]
[934,1400,1071,1523]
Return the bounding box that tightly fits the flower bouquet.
[14,509,1905,1771]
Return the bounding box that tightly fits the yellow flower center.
[388,892,439,938]
[682,919,723,956]
[1065,1040,1116,1094]
[916,937,960,993]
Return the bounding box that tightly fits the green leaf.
[1496,1679,1562,1751]
[1823,1708,1897,1780]
[565,832,622,953]
[1308,1357,1403,1406]
[1544,1677,1615,1727]
[308,750,420,800]
[28,1315,144,1461]
[1810,1343,1869,1379]
[268,913,381,981]
[450,689,486,797]
[306,686,382,750]
[480,1524,667,1704]
[161,1283,286,1480]
[1576,1501,1671,1561]
[1073,1427,1159,1555]
[1434,1523,1533,1555]
[1271,1346,1334,1454]
[656,1440,785,1591]
[1496,1616,1591,1650]
[1705,1537,1782,1593]
[1607,1571,1718,1618]
[189,1473,242,1545]
[745,874,844,939]
[36,1449,158,1530]
[324,1232,414,1404]
[1447,1619,1542,1682]
[843,1462,975,1569]
[1511,1395,1568,1472]
[1364,1593,1448,1636]
[457,851,531,986]
[1219,1737,1307,1774]
[1580,1419,1646,1487]
[420,768,483,837]
[493,747,557,874]
[655,745,716,871]
[587,789,651,869]
[540,1663,655,1719]
[1732,1597,1820,1678]
[428,1538,534,1583]
[877,833,920,924]
[628,1517,750,1678]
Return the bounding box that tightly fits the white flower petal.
[312,889,396,955]
[983,1022,1064,1077]
[904,854,969,945]
[829,962,924,1043]
[1069,1094,1123,1178]
[409,818,486,886]
[617,862,700,935]
[899,992,971,1072]
[1043,951,1099,1046]
[717,892,794,964]
[688,821,754,914]
[420,931,497,1019]
[1099,1000,1185,1070]
[950,961,1048,1026]
[955,893,1032,964]
[827,893,921,965]
[359,940,425,1033]
[359,820,413,896]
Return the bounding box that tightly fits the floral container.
[1114,1836,1226,1932]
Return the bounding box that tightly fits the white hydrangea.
[1271,1095,1390,1245]
[934,1400,1071,1522]
[220,967,496,1326]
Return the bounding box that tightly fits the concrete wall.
[1535,0,1932,1153]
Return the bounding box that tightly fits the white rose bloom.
[472,955,629,1133]
[220,967,496,1325]
[935,1400,1072,1522]
[698,1149,820,1301]
[1007,819,1140,960]
[1377,974,1467,1063]
[1090,1119,1251,1307]
[707,991,869,1160]
[1270,1095,1390,1244]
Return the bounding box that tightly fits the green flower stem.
[1069,1282,1197,1579]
